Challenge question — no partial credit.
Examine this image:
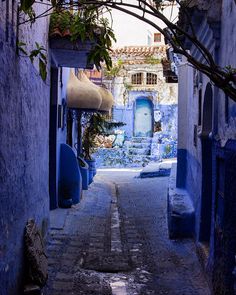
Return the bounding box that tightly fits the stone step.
[139,161,173,178]
[94,148,160,168]
[128,148,151,155]
[131,137,152,144]
[129,142,151,148]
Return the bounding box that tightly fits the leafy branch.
[74,0,236,101]
[17,0,236,100]
[17,41,47,81]
[103,59,123,78]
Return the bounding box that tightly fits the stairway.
[124,137,155,166]
[94,137,160,168]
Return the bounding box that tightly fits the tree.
[20,0,236,101]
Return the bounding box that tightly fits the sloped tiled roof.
[111,45,167,57]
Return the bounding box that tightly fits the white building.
[109,1,178,47]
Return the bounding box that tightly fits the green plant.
[82,113,106,160]
[17,41,47,81]
[18,7,116,81]
[124,82,132,91]
[49,10,116,70]
[82,113,125,159]
[104,59,123,78]
[164,144,171,155]
[144,56,161,65]
[102,120,126,136]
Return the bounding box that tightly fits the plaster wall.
[113,76,126,106]
[177,62,189,151]
[113,107,134,138]
[176,8,222,238]
[0,4,50,294]
[218,0,236,145]
[177,59,204,235]
[111,64,178,108]
[185,74,201,224]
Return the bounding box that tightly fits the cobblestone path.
[44,169,211,295]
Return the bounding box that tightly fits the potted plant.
[78,156,89,190]
[49,9,116,69]
[82,113,126,183]
[82,113,105,184]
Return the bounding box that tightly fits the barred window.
[131,73,142,85]
[146,73,157,85]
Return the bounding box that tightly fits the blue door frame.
[133,97,154,137]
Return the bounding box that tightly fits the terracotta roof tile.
[111,45,167,58]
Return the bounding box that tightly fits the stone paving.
[44,168,211,295]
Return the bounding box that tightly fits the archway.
[134,97,153,137]
[199,83,213,242]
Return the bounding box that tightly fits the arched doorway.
[199,83,213,242]
[134,97,153,137]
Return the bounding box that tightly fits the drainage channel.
[109,182,128,295]
[79,181,130,295]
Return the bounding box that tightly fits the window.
[146,73,157,85]
[131,73,142,85]
[154,33,161,43]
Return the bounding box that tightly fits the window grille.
[131,73,142,85]
[146,73,157,85]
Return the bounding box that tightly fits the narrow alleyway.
[44,169,210,295]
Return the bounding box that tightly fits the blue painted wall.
[0,20,50,294]
[113,103,177,140]
[112,107,133,138]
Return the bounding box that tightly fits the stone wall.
[0,3,50,294]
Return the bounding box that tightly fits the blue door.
[134,98,153,137]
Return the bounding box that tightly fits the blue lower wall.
[176,149,187,188]
[178,138,236,293]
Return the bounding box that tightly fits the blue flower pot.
[78,157,89,190]
[85,159,96,184]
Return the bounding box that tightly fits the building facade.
[108,46,177,134]
[173,1,236,293]
[102,46,178,162]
